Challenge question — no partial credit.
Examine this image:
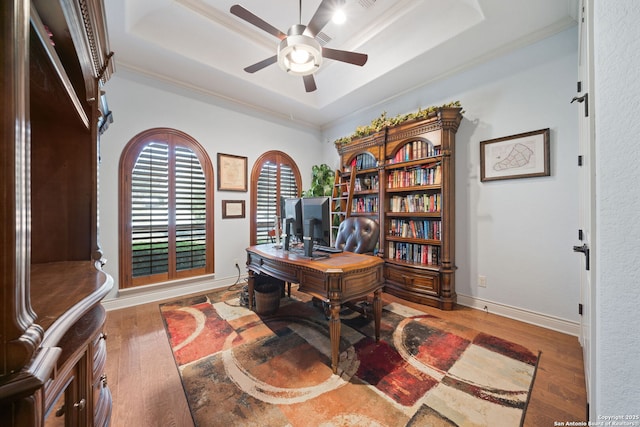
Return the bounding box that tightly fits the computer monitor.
[301,196,331,257]
[281,197,302,250]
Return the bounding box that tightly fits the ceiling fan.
[230,0,368,92]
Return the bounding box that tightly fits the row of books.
[350,153,377,170]
[388,219,441,240]
[387,241,440,265]
[389,140,440,164]
[352,196,379,213]
[389,193,441,213]
[387,164,441,188]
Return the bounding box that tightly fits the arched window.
[250,151,302,245]
[119,128,214,288]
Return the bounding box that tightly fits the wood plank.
[105,303,193,427]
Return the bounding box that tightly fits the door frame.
[576,0,596,414]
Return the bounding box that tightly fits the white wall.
[99,73,324,303]
[323,27,581,329]
[593,0,640,416]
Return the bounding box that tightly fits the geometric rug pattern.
[160,289,539,426]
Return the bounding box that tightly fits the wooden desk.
[246,244,385,374]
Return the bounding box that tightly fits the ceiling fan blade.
[306,0,338,37]
[303,74,317,92]
[230,5,287,40]
[322,47,368,66]
[244,56,278,73]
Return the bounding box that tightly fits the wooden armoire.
[1,0,115,425]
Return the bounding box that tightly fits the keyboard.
[313,245,343,253]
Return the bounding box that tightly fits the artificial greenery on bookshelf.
[333,101,463,147]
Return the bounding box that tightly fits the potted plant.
[303,164,335,197]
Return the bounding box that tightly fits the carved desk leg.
[373,288,382,342]
[247,270,255,311]
[328,300,341,375]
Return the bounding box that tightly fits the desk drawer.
[247,253,299,283]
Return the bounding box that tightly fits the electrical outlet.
[478,275,487,288]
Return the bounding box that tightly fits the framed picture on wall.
[480,128,550,182]
[222,200,245,219]
[217,153,247,191]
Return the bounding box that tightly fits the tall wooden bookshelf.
[335,107,462,309]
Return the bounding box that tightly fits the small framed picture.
[480,128,550,182]
[217,153,247,192]
[222,200,245,219]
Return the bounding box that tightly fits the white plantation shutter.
[121,129,213,288]
[175,146,207,271]
[254,157,300,244]
[256,162,278,244]
[280,164,297,197]
[131,142,169,277]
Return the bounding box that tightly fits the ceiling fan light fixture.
[332,9,346,25]
[291,47,310,64]
[278,26,322,76]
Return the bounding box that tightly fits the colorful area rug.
[160,288,539,427]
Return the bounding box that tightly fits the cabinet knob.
[100,373,108,386]
[74,398,86,411]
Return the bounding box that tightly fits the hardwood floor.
[104,287,587,426]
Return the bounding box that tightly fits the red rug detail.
[163,301,240,365]
[474,332,539,366]
[355,337,439,406]
[415,320,471,371]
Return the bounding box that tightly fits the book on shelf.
[354,153,376,170]
[388,219,441,240]
[386,163,442,188]
[387,241,440,265]
[352,196,378,213]
[409,220,417,238]
[434,164,442,185]
[388,141,442,164]
[389,193,441,213]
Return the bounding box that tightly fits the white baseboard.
[456,293,580,337]
[101,274,247,311]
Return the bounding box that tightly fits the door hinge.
[578,303,583,315]
[578,229,583,241]
[578,155,583,166]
